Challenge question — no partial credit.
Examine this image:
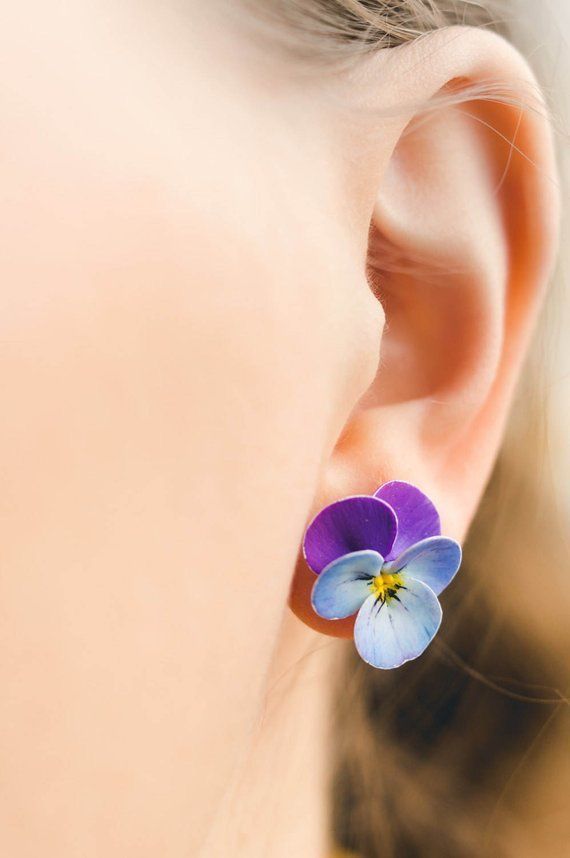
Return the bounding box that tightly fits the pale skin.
[0,2,559,856]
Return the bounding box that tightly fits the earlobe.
[290,27,559,637]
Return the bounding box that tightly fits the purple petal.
[311,550,383,620]
[374,481,440,560]
[384,536,461,596]
[303,496,398,574]
[354,579,442,669]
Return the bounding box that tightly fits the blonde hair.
[249,0,501,60]
[249,1,568,855]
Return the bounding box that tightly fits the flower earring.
[303,481,461,670]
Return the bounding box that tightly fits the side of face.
[0,3,381,852]
[0,2,558,854]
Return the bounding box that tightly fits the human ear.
[290,27,559,636]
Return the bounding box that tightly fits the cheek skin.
[0,255,330,852]
[0,169,370,852]
[0,4,385,849]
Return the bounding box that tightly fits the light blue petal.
[353,578,442,669]
[383,536,461,596]
[311,550,384,620]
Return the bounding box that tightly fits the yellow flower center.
[369,571,404,603]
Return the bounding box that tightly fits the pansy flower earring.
[303,481,461,669]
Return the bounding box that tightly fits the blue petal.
[383,536,461,596]
[311,550,383,620]
[353,578,442,669]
